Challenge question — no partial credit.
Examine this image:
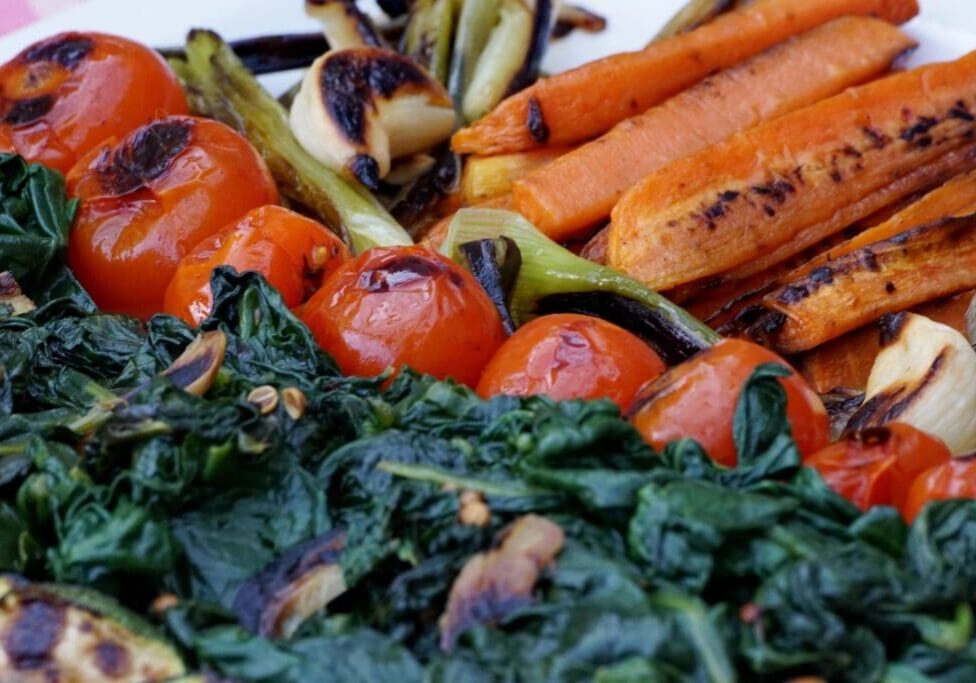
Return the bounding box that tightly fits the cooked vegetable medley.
[4,0,976,680]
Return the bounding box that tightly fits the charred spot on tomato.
[2,95,54,125]
[22,33,94,69]
[319,50,428,145]
[358,254,462,292]
[94,640,129,677]
[3,597,65,670]
[527,96,550,144]
[95,118,192,195]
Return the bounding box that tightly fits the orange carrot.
[760,214,976,354]
[510,17,915,241]
[799,290,976,393]
[451,0,918,155]
[462,146,571,204]
[608,49,976,291]
[792,167,976,277]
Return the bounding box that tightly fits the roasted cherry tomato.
[805,423,951,512]
[0,32,188,173]
[163,205,349,325]
[629,338,829,466]
[476,313,666,411]
[903,456,976,522]
[67,116,279,319]
[301,245,506,387]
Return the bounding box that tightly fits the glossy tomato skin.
[903,457,976,522]
[806,423,951,512]
[0,32,188,173]
[163,205,348,325]
[629,338,829,466]
[301,245,507,387]
[476,313,666,411]
[67,116,278,319]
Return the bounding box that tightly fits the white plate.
[0,0,974,96]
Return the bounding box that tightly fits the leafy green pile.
[4,153,976,682]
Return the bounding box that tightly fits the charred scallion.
[456,0,553,123]
[443,209,719,364]
[181,30,411,253]
[403,0,457,85]
[654,0,742,42]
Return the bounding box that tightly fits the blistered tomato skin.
[163,205,349,325]
[476,313,666,411]
[0,32,188,173]
[67,116,279,319]
[805,423,951,512]
[903,456,976,522]
[629,338,830,466]
[301,245,507,387]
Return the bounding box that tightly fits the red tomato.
[0,32,188,173]
[805,424,951,512]
[163,205,349,325]
[903,456,976,522]
[67,116,279,319]
[301,245,506,387]
[476,313,666,411]
[629,338,829,466]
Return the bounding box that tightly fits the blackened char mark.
[3,598,65,670]
[949,100,975,122]
[359,254,463,292]
[2,95,53,125]
[878,312,907,347]
[22,33,94,69]
[319,50,428,145]
[845,350,947,432]
[900,115,938,143]
[751,179,794,205]
[95,119,192,195]
[527,97,550,144]
[862,126,890,150]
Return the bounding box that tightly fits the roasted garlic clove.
[290,46,456,189]
[305,0,383,51]
[846,312,976,455]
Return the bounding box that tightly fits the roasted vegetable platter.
[5,1,976,682]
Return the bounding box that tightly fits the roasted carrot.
[510,17,915,241]
[799,290,976,392]
[789,167,976,279]
[760,214,976,354]
[462,146,571,204]
[713,144,976,283]
[609,49,976,291]
[450,0,918,155]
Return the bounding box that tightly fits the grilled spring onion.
[178,30,411,253]
[442,208,719,364]
[403,0,458,85]
[451,0,554,123]
[846,313,976,455]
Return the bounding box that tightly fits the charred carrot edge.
[786,167,976,281]
[608,49,976,291]
[716,144,976,284]
[759,214,976,354]
[509,16,915,242]
[674,150,976,330]
[451,0,918,155]
[799,290,976,393]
